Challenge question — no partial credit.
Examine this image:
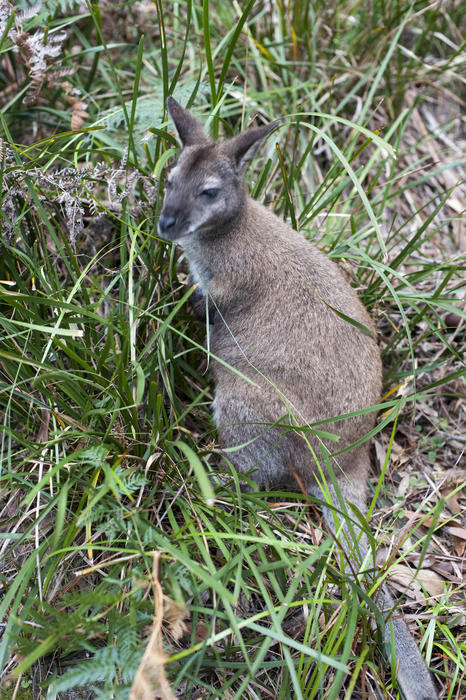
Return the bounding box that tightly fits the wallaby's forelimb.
[188,276,216,323]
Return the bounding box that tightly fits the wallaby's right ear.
[223,121,279,173]
[167,97,209,148]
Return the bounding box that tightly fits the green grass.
[0,1,465,698]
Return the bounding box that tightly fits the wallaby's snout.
[158,211,176,236]
[158,176,196,242]
[158,181,187,241]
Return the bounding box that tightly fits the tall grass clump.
[0,1,464,698]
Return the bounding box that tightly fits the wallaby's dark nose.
[158,213,176,232]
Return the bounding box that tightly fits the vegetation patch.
[0,1,464,698]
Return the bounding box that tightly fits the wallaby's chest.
[188,259,209,294]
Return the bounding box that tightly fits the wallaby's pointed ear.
[167,96,210,148]
[223,121,279,173]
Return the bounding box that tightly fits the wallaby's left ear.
[167,96,210,148]
[223,121,279,173]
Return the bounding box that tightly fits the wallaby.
[158,96,438,700]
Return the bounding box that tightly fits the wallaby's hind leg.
[216,406,298,490]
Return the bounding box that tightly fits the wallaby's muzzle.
[158,212,176,238]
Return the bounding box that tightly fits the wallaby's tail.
[379,587,438,700]
[311,483,438,699]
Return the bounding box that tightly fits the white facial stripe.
[201,178,222,189]
[168,163,181,181]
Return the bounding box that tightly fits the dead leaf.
[390,441,404,457]
[390,440,410,466]
[36,407,50,443]
[441,473,465,517]
[443,489,463,515]
[404,510,465,535]
[66,93,88,130]
[454,537,466,557]
[445,525,466,541]
[444,605,466,629]
[415,569,445,597]
[183,620,209,644]
[397,474,411,497]
[163,595,189,641]
[388,564,444,601]
[130,552,177,700]
[389,564,422,600]
[431,564,463,583]
[373,439,387,472]
[404,506,466,555]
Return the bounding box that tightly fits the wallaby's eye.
[200,188,219,199]
[166,180,173,189]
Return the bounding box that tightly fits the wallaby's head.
[158,97,277,242]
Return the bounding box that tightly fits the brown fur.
[158,97,438,700]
